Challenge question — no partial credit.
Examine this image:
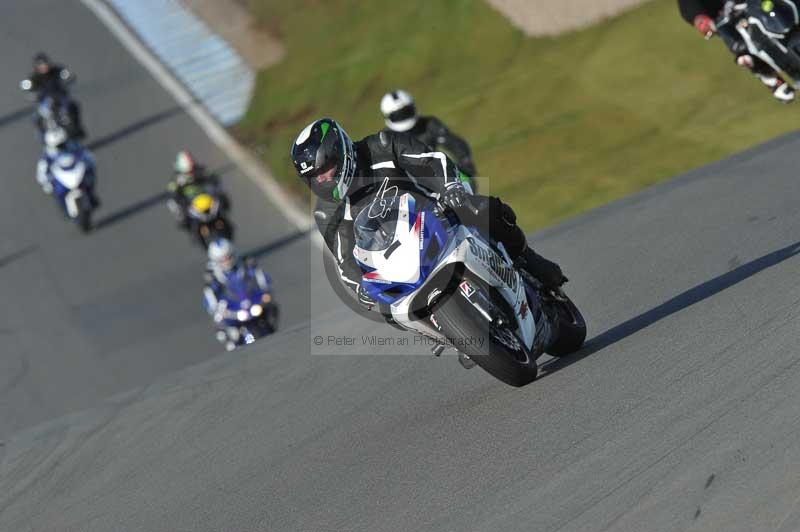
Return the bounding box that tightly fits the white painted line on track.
[81,0,319,244]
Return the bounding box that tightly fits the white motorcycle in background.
[350,183,586,387]
[37,127,99,232]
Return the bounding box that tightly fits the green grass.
[236,0,798,229]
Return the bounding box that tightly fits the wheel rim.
[491,326,528,364]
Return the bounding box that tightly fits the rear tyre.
[265,303,279,334]
[212,216,234,242]
[77,207,92,233]
[434,275,537,387]
[545,295,586,357]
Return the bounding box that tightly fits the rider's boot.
[515,247,567,289]
[738,55,796,103]
[772,80,795,103]
[756,74,795,103]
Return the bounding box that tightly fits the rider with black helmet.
[24,53,73,95]
[20,53,86,138]
[291,118,566,309]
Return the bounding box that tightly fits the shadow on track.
[93,191,169,230]
[242,228,312,260]
[0,245,38,269]
[87,105,183,152]
[0,105,33,129]
[540,239,800,376]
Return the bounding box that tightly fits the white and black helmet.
[291,118,356,202]
[208,237,235,272]
[380,90,417,132]
[174,150,196,175]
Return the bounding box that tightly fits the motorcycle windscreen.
[222,272,262,308]
[354,198,401,252]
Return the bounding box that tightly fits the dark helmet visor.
[387,104,416,123]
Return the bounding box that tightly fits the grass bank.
[236,0,798,229]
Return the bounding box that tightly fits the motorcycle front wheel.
[434,274,537,387]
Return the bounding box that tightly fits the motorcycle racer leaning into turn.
[291,118,566,312]
[166,150,224,227]
[36,127,100,208]
[678,0,795,102]
[203,239,272,333]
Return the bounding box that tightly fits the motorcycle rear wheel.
[77,208,91,233]
[545,294,586,357]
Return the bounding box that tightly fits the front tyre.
[434,275,537,387]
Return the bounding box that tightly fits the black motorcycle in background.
[716,0,800,87]
[20,78,85,143]
[183,187,234,248]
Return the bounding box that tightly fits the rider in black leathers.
[21,53,86,138]
[380,90,477,185]
[291,118,566,310]
[678,0,795,102]
[166,150,224,227]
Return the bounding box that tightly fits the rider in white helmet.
[203,238,273,349]
[380,90,478,188]
[35,126,100,207]
[166,150,224,226]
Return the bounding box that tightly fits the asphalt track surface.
[4,2,800,532]
[0,0,335,442]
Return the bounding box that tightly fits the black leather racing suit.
[314,130,561,298]
[678,0,777,78]
[26,64,73,96]
[166,169,225,227]
[385,116,477,177]
[24,65,84,137]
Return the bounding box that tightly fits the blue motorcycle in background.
[206,260,279,351]
[37,128,99,232]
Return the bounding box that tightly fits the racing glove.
[440,183,479,215]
